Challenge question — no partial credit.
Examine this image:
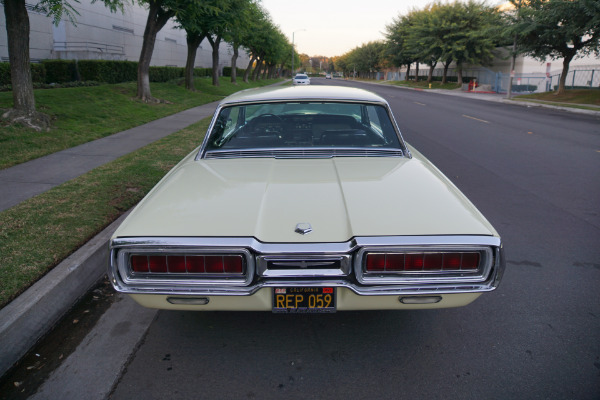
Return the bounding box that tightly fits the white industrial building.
[0,1,250,71]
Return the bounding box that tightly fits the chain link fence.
[385,65,600,94]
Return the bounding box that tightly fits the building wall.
[0,1,249,70]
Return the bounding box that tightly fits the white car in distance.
[292,74,310,85]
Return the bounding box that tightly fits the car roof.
[219,85,388,106]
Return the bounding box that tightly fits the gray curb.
[0,212,128,377]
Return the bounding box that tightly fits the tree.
[511,0,600,94]
[384,13,417,81]
[136,0,179,102]
[2,0,123,130]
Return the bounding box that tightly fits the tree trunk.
[442,61,451,84]
[405,63,411,81]
[231,45,239,84]
[557,52,574,95]
[253,56,264,81]
[137,1,174,102]
[262,62,268,80]
[207,35,222,87]
[243,55,256,83]
[4,0,34,113]
[2,0,50,130]
[184,33,205,91]
[427,61,437,84]
[457,62,464,86]
[414,63,419,82]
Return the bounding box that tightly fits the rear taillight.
[130,254,245,275]
[365,252,480,273]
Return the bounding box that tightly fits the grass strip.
[0,78,281,169]
[515,89,600,106]
[0,118,210,308]
[382,80,462,90]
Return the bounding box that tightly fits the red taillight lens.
[168,256,186,273]
[148,256,167,273]
[461,253,480,270]
[186,256,205,273]
[205,256,224,273]
[131,255,149,273]
[130,254,245,275]
[366,254,386,271]
[223,255,243,273]
[365,252,481,273]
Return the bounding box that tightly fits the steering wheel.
[249,113,284,124]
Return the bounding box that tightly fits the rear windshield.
[205,101,402,151]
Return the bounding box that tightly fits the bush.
[43,60,78,83]
[222,67,245,77]
[0,62,47,85]
[0,63,10,85]
[149,66,184,82]
[79,60,137,83]
[31,64,46,84]
[193,67,211,77]
[511,84,538,92]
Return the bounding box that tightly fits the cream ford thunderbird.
[109,86,504,312]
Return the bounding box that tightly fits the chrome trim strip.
[108,235,504,296]
[257,254,351,277]
[204,148,405,160]
[110,235,501,253]
[354,246,494,285]
[109,278,501,297]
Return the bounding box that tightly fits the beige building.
[0,1,249,70]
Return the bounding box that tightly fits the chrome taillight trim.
[355,246,494,285]
[112,247,254,288]
[109,235,504,295]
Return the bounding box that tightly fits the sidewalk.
[0,101,219,212]
[0,100,219,378]
[381,81,600,116]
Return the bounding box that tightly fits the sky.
[260,0,502,57]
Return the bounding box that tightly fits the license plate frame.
[272,287,336,313]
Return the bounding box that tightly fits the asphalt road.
[110,80,600,399]
[12,79,600,399]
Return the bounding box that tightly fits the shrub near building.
[0,61,215,87]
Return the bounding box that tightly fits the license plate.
[272,287,336,313]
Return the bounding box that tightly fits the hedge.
[0,60,215,87]
[222,67,245,77]
[78,60,138,83]
[0,63,47,85]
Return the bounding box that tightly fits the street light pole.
[291,29,306,77]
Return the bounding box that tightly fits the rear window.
[205,101,402,151]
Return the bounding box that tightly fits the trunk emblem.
[295,223,313,235]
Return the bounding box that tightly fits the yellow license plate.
[272,287,336,313]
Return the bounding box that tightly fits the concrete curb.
[0,212,129,377]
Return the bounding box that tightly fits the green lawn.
[384,79,462,90]
[0,78,282,308]
[0,78,281,169]
[515,89,600,107]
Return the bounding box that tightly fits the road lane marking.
[414,101,426,106]
[462,114,489,124]
[528,131,534,135]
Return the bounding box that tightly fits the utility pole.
[291,29,306,77]
[507,0,521,99]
